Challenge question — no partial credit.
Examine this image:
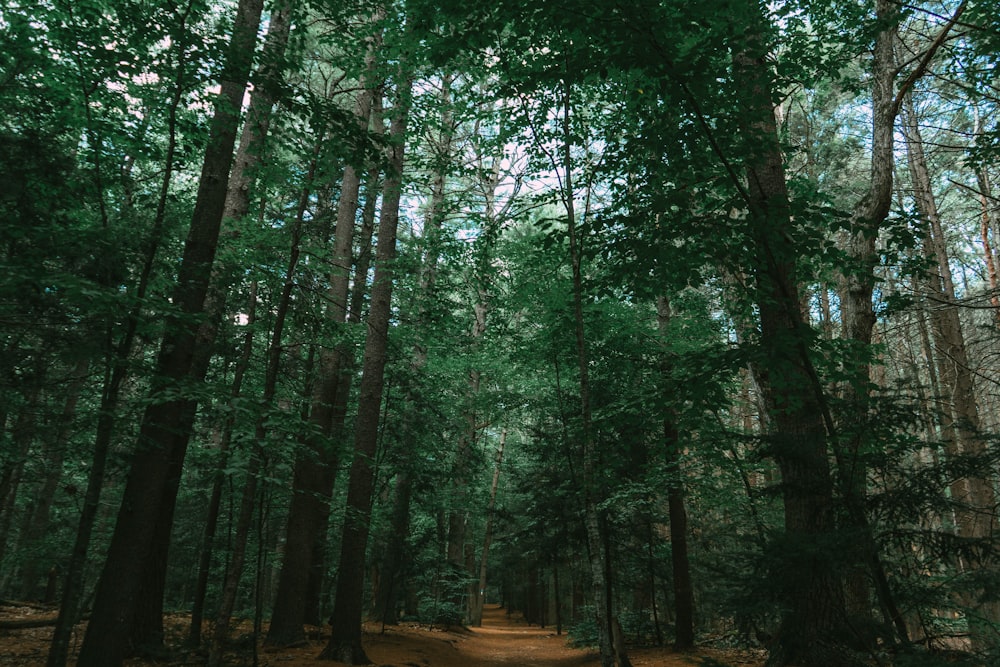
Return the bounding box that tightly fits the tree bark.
[320,77,412,664]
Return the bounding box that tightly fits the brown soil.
[0,601,765,667]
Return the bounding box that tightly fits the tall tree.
[46,0,216,662]
[206,134,323,667]
[902,94,1000,649]
[74,0,265,663]
[832,0,967,642]
[730,4,848,663]
[187,1,296,648]
[320,74,412,664]
[558,74,627,667]
[265,16,383,643]
[373,73,458,626]
[655,297,695,651]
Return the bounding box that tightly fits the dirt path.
[455,605,594,666]
[0,602,764,666]
[358,605,761,667]
[347,604,594,667]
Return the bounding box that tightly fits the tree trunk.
[557,74,620,667]
[207,144,317,665]
[374,77,456,627]
[350,161,383,322]
[320,78,411,664]
[902,97,1000,650]
[266,31,381,645]
[419,75,477,625]
[655,298,695,651]
[835,2,968,643]
[222,0,292,226]
[187,281,258,647]
[465,140,506,629]
[73,1,265,664]
[833,0,915,643]
[179,1,293,649]
[373,471,412,625]
[471,429,506,626]
[311,140,384,628]
[730,12,849,665]
[17,358,89,600]
[976,165,1000,326]
[971,108,1000,328]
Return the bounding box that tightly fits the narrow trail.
[457,604,594,666]
[362,604,747,667]
[359,604,596,667]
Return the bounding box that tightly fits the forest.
[0,0,998,666]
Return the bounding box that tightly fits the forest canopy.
[0,1,998,666]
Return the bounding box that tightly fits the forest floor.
[0,601,766,667]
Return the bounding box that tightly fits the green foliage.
[1,3,998,666]
[566,606,600,648]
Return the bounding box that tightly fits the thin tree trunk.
[373,471,412,626]
[471,429,506,626]
[350,162,383,322]
[655,298,695,651]
[976,167,1000,326]
[203,302,263,665]
[187,281,258,647]
[645,526,662,646]
[320,77,411,664]
[557,74,622,667]
[207,144,317,666]
[17,358,89,600]
[419,75,477,625]
[971,110,1000,327]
